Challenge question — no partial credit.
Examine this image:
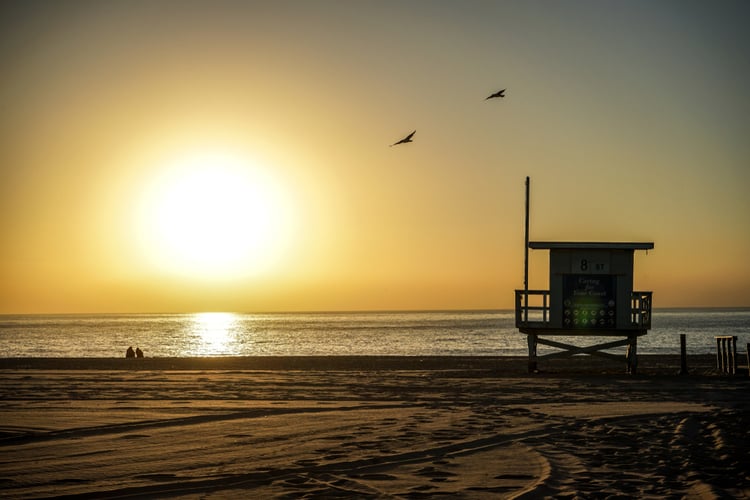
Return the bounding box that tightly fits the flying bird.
[485,89,506,100]
[390,130,415,146]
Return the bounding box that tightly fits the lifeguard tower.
[516,242,653,374]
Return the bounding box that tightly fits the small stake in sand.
[679,334,688,375]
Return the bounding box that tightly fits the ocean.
[0,309,748,358]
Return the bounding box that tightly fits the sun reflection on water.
[191,312,239,355]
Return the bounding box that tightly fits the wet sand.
[1,355,748,498]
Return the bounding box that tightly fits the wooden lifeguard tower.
[515,179,653,373]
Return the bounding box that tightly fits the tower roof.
[528,241,654,250]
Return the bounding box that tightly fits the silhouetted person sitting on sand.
[135,347,144,358]
[126,346,135,358]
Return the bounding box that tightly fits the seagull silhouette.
[485,89,506,100]
[390,130,415,146]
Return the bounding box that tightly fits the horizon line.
[1,306,749,316]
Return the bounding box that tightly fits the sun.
[136,151,294,279]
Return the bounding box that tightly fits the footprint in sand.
[293,459,318,467]
[135,473,178,481]
[410,484,437,492]
[352,473,398,481]
[280,475,312,486]
[494,473,536,480]
[416,466,457,480]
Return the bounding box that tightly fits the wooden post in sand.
[715,336,738,375]
[528,333,538,373]
[679,334,688,375]
[626,335,638,375]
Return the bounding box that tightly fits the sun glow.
[136,151,294,279]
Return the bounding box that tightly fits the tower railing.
[630,291,652,329]
[514,290,550,328]
[515,290,652,329]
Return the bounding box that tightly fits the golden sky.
[2,1,749,313]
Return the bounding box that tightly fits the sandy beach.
[1,355,748,499]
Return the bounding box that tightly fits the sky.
[1,0,749,313]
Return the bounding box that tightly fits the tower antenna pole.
[523,176,530,320]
